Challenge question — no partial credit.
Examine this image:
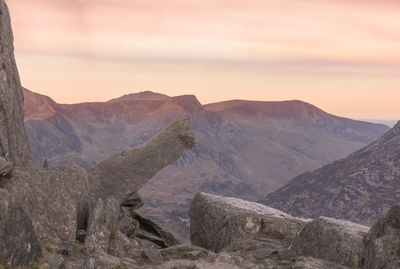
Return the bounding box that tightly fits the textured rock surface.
[0,189,41,266]
[0,0,33,167]
[88,117,195,204]
[190,192,308,252]
[85,197,120,252]
[5,166,89,244]
[261,121,400,226]
[290,217,369,268]
[362,204,400,269]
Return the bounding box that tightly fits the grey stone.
[290,217,369,268]
[362,204,400,269]
[190,192,308,252]
[0,189,41,267]
[5,166,89,244]
[88,117,195,203]
[85,196,120,252]
[0,0,34,167]
[121,192,145,209]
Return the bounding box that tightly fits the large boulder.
[0,0,33,167]
[0,189,41,266]
[6,166,89,244]
[362,204,400,269]
[190,192,308,252]
[290,217,369,268]
[88,117,195,204]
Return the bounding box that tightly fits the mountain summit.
[260,121,400,225]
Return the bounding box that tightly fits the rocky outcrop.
[362,204,400,269]
[0,189,41,267]
[190,192,308,252]
[5,166,89,245]
[290,217,369,268]
[261,121,400,227]
[0,0,33,167]
[88,117,195,204]
[85,197,120,252]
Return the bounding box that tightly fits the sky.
[7,0,400,120]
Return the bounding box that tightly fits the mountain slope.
[260,121,400,226]
[23,89,389,240]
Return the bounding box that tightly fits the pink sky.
[7,0,400,119]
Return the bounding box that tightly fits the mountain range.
[260,120,400,226]
[23,88,389,240]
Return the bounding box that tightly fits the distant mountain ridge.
[23,88,390,240]
[260,121,400,226]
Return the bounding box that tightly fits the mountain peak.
[115,91,170,101]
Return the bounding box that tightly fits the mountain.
[260,121,400,226]
[23,89,389,240]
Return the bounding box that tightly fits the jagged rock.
[290,217,369,268]
[88,117,195,204]
[85,197,120,252]
[190,192,308,252]
[132,212,180,248]
[0,189,41,267]
[362,204,400,269]
[0,0,33,167]
[5,166,89,244]
[121,192,145,209]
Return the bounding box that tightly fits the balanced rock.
[290,217,369,268]
[0,0,33,167]
[362,204,400,269]
[190,192,308,252]
[88,117,195,204]
[6,166,89,244]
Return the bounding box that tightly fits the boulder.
[0,189,42,266]
[290,217,369,268]
[362,204,400,269]
[6,166,89,244]
[0,0,34,167]
[88,117,195,204]
[85,197,120,252]
[190,192,308,252]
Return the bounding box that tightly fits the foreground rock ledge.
[190,192,308,252]
[88,117,195,204]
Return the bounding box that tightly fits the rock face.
[261,121,400,226]
[5,166,89,244]
[190,192,308,252]
[23,88,389,240]
[0,0,33,167]
[190,192,356,269]
[85,197,120,252]
[362,204,400,269]
[0,189,41,266]
[290,217,369,268]
[88,117,195,204]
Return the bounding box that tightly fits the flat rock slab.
[88,117,195,204]
[290,217,369,268]
[6,166,89,244]
[190,192,308,252]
